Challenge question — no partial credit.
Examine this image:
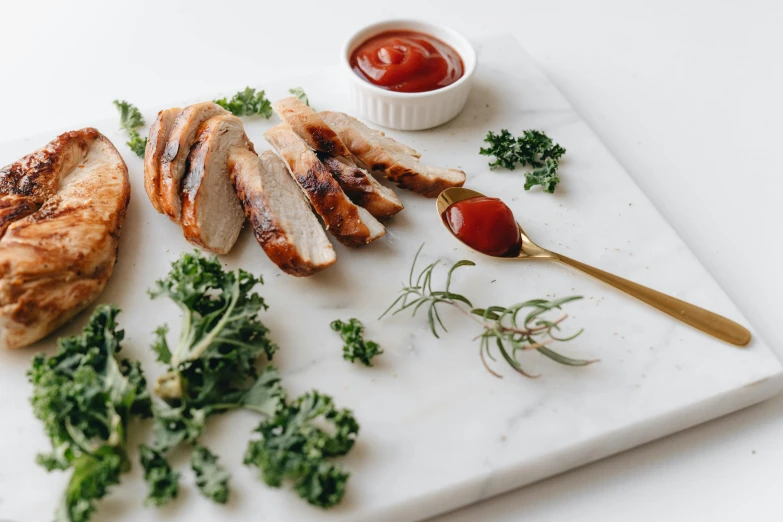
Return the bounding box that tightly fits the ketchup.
[350,30,464,93]
[442,197,522,257]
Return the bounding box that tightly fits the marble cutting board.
[1,34,781,522]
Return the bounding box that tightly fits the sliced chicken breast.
[144,107,180,214]
[273,97,350,156]
[272,97,403,220]
[265,124,385,247]
[320,111,466,198]
[318,154,403,220]
[0,128,130,350]
[230,149,336,276]
[159,102,228,222]
[181,114,251,254]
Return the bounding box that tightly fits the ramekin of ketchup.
[343,20,476,130]
[350,30,464,93]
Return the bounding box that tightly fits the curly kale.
[479,129,566,193]
[143,252,282,505]
[244,391,359,508]
[214,87,273,118]
[330,318,383,367]
[112,100,147,158]
[523,158,560,193]
[149,251,278,404]
[29,305,151,522]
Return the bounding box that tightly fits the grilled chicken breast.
[320,111,466,197]
[0,128,130,350]
[181,114,252,254]
[230,149,336,276]
[265,124,385,247]
[144,107,180,213]
[159,102,228,222]
[273,97,403,219]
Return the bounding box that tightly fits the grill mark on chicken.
[0,197,40,238]
[317,154,404,219]
[272,97,351,157]
[305,124,340,155]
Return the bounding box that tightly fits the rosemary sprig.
[381,246,596,378]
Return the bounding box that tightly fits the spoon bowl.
[438,187,554,259]
[436,187,752,346]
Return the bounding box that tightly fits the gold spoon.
[437,187,751,347]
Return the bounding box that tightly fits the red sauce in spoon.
[442,197,522,257]
[350,30,464,93]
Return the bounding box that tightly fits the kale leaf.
[288,87,309,106]
[479,129,566,193]
[144,251,282,505]
[29,305,151,522]
[330,318,383,367]
[191,446,231,504]
[244,391,359,508]
[524,158,561,194]
[214,87,272,118]
[139,445,179,507]
[112,100,147,158]
[126,133,147,158]
[144,252,359,509]
[148,251,278,404]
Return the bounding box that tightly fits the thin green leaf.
[409,244,425,287]
[427,305,440,339]
[536,347,596,366]
[445,260,475,294]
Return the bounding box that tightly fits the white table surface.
[2,1,782,521]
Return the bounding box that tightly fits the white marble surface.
[1,32,781,521]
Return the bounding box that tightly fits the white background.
[2,1,782,520]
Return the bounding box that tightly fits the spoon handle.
[552,253,751,346]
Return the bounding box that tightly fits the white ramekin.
[342,20,477,131]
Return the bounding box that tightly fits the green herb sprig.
[289,86,309,106]
[479,129,566,193]
[113,100,147,158]
[331,318,383,366]
[381,246,594,377]
[214,87,272,117]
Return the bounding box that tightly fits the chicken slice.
[273,97,403,219]
[318,153,403,220]
[230,149,336,276]
[264,124,385,247]
[159,102,229,222]
[272,96,350,156]
[181,114,251,255]
[0,128,130,350]
[320,111,466,197]
[144,107,180,213]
